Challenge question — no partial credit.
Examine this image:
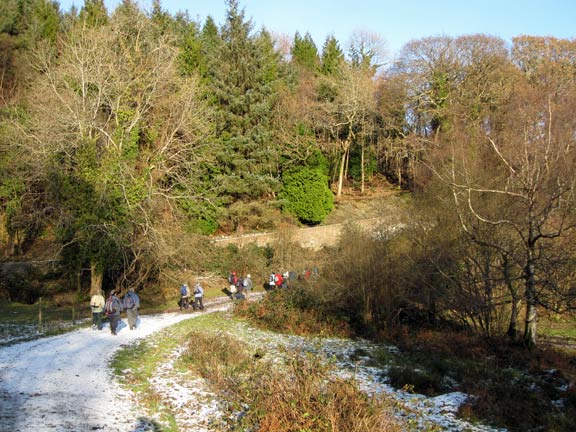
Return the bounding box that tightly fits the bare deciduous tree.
[18,9,212,294]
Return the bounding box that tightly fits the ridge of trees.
[0,0,575,347]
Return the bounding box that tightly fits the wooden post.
[38,297,43,332]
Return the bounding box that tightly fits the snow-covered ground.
[0,307,213,432]
[223,321,507,432]
[0,295,506,432]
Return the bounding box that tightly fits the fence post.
[38,297,43,332]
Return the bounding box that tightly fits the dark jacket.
[106,295,123,316]
[123,291,140,310]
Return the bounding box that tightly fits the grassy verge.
[111,317,199,431]
[539,312,576,341]
[0,299,90,324]
[112,312,407,432]
[0,299,91,345]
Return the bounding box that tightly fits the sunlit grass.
[111,320,197,431]
[0,299,92,345]
[112,312,406,432]
[538,313,576,339]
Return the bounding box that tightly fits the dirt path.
[0,297,234,432]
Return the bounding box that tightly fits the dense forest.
[1,0,575,348]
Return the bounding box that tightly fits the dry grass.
[181,330,405,432]
[234,288,352,338]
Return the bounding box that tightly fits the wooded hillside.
[1,0,575,346]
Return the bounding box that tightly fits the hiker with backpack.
[179,283,190,310]
[228,271,238,297]
[236,276,245,299]
[123,288,140,330]
[274,272,283,289]
[90,289,105,330]
[243,274,253,298]
[193,282,204,310]
[105,291,123,336]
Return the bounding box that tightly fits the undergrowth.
[112,312,409,432]
[386,328,576,432]
[234,287,352,338]
[236,288,576,432]
[181,329,405,432]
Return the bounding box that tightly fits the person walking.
[179,283,190,310]
[228,271,238,297]
[90,289,105,330]
[123,288,140,330]
[193,282,204,311]
[236,276,245,299]
[268,273,276,290]
[105,290,123,336]
[274,272,283,289]
[243,274,253,298]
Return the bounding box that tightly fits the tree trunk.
[336,144,348,198]
[6,232,15,257]
[344,147,349,179]
[362,283,373,325]
[428,287,437,324]
[508,299,520,339]
[523,231,538,347]
[90,261,103,295]
[482,254,492,336]
[361,143,365,194]
[502,254,519,339]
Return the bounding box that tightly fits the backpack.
[180,285,188,296]
[228,273,235,284]
[125,294,135,309]
[105,298,118,314]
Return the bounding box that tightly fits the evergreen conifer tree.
[291,31,319,71]
[79,0,108,27]
[321,35,344,76]
[203,0,284,199]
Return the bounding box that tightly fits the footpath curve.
[0,295,241,432]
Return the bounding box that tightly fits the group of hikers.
[267,271,291,290]
[227,271,254,299]
[266,268,318,289]
[179,281,205,311]
[87,267,318,332]
[89,288,140,335]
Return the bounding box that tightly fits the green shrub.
[279,167,334,225]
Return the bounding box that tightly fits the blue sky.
[59,0,575,57]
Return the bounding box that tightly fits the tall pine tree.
[79,0,108,27]
[291,31,319,72]
[321,35,344,76]
[204,0,284,199]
